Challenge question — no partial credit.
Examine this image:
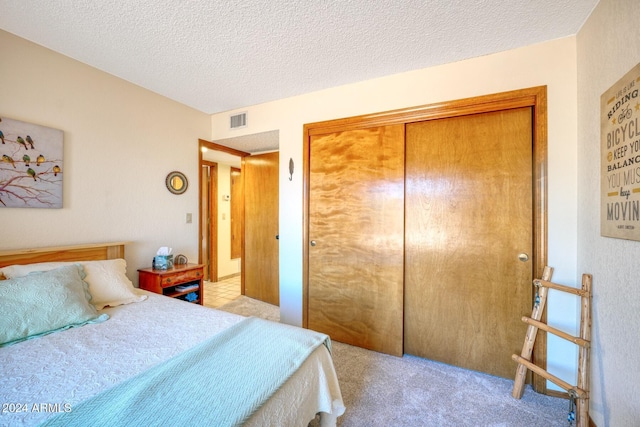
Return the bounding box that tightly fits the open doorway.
[198,130,280,299]
[199,139,248,283]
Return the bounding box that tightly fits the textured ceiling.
[203,130,278,165]
[0,0,598,117]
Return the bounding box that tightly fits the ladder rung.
[521,316,590,348]
[511,354,587,399]
[533,279,589,297]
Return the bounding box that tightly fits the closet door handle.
[310,240,317,247]
[518,253,529,262]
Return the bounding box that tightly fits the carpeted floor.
[218,296,568,426]
[216,294,280,322]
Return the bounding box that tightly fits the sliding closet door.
[404,108,533,378]
[308,125,404,356]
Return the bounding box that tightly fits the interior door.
[404,107,533,378]
[244,152,279,305]
[200,165,210,278]
[308,125,405,356]
[230,167,242,260]
[200,162,218,281]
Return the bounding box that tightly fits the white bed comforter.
[0,292,344,427]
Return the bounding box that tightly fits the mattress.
[0,291,344,426]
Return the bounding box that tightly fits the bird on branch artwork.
[0,117,63,208]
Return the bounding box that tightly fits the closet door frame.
[302,86,549,394]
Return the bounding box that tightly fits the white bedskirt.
[0,291,344,426]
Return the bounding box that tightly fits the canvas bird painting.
[0,117,63,208]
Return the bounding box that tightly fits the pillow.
[1,259,147,310]
[0,265,109,347]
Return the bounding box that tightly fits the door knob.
[518,253,530,262]
[310,240,317,247]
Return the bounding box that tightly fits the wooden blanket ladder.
[511,266,592,427]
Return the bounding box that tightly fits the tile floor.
[202,274,241,308]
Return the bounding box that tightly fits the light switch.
[186,213,192,224]
[222,213,226,220]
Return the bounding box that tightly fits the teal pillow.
[0,264,109,347]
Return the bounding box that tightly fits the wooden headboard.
[0,242,127,268]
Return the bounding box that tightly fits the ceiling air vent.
[230,112,247,129]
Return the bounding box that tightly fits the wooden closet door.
[244,152,279,306]
[308,125,404,356]
[404,107,533,378]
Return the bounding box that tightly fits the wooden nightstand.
[138,263,204,305]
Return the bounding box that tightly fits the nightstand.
[138,263,204,305]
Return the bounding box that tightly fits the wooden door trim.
[199,139,251,158]
[198,138,250,287]
[305,90,544,135]
[302,85,548,393]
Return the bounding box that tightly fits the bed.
[0,242,345,427]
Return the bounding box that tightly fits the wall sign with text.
[601,62,640,240]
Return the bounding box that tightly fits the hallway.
[202,275,241,308]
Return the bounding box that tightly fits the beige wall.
[0,30,211,280]
[577,0,640,425]
[212,37,580,389]
[9,9,637,420]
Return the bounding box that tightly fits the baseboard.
[217,272,240,281]
[546,389,568,399]
[544,389,596,427]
